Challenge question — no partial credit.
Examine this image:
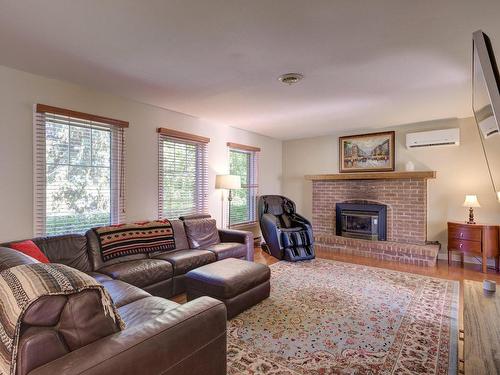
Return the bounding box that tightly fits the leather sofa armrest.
[29,297,227,375]
[218,228,254,261]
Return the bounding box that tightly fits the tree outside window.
[229,149,257,225]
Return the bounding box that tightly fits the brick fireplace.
[306,171,440,266]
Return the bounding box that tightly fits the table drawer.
[449,238,482,253]
[449,225,482,242]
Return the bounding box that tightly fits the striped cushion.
[94,220,176,262]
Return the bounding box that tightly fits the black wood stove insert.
[335,202,387,241]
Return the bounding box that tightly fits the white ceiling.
[1,0,499,140]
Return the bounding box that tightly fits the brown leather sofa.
[3,218,253,299]
[91,219,252,297]
[0,217,253,375]
[0,247,227,375]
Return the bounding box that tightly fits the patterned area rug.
[228,259,458,374]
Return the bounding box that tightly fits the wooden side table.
[448,222,500,273]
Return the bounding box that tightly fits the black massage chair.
[258,195,315,262]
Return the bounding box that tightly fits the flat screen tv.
[473,30,500,138]
[472,30,500,202]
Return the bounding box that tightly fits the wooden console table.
[463,280,500,374]
[448,222,500,273]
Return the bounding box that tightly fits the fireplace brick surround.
[306,172,440,266]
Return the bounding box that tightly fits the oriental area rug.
[227,259,458,374]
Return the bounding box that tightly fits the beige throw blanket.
[0,263,125,375]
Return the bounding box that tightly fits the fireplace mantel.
[305,171,436,181]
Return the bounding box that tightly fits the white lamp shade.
[497,191,500,203]
[215,174,241,190]
[462,195,481,208]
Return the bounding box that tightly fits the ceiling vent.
[278,73,304,85]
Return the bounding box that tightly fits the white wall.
[283,117,500,257]
[0,65,282,241]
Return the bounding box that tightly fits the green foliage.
[45,122,113,234]
[162,140,198,217]
[46,212,110,235]
[229,150,250,224]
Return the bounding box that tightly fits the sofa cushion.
[118,297,179,327]
[184,218,220,248]
[153,250,216,276]
[98,259,173,288]
[98,279,151,308]
[203,242,248,260]
[85,271,113,283]
[150,219,190,259]
[171,219,190,250]
[33,234,91,272]
[22,296,67,326]
[10,240,49,263]
[17,328,68,375]
[18,290,120,375]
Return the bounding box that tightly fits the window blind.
[228,145,259,225]
[34,105,126,236]
[158,129,208,219]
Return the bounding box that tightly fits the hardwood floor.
[257,247,500,282]
[253,247,279,266]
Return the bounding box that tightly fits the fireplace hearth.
[307,171,440,267]
[336,203,387,241]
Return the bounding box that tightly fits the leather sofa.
[0,217,253,375]
[3,218,253,299]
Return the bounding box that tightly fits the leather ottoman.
[185,258,271,319]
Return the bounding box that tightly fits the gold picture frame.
[339,131,395,173]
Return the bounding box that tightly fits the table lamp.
[215,174,241,228]
[462,195,480,224]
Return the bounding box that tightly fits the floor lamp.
[215,174,241,228]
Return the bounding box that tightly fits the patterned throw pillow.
[94,220,176,262]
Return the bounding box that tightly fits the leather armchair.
[258,195,315,261]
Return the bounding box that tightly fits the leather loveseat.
[0,217,253,375]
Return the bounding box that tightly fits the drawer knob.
[460,232,464,237]
[460,243,463,248]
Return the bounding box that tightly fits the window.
[228,142,260,225]
[34,104,127,236]
[158,128,209,219]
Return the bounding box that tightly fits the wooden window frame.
[158,128,209,219]
[228,143,260,226]
[34,104,127,236]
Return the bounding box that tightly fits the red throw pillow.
[10,240,50,263]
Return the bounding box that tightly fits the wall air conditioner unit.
[406,128,460,149]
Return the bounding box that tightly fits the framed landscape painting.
[339,131,395,173]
